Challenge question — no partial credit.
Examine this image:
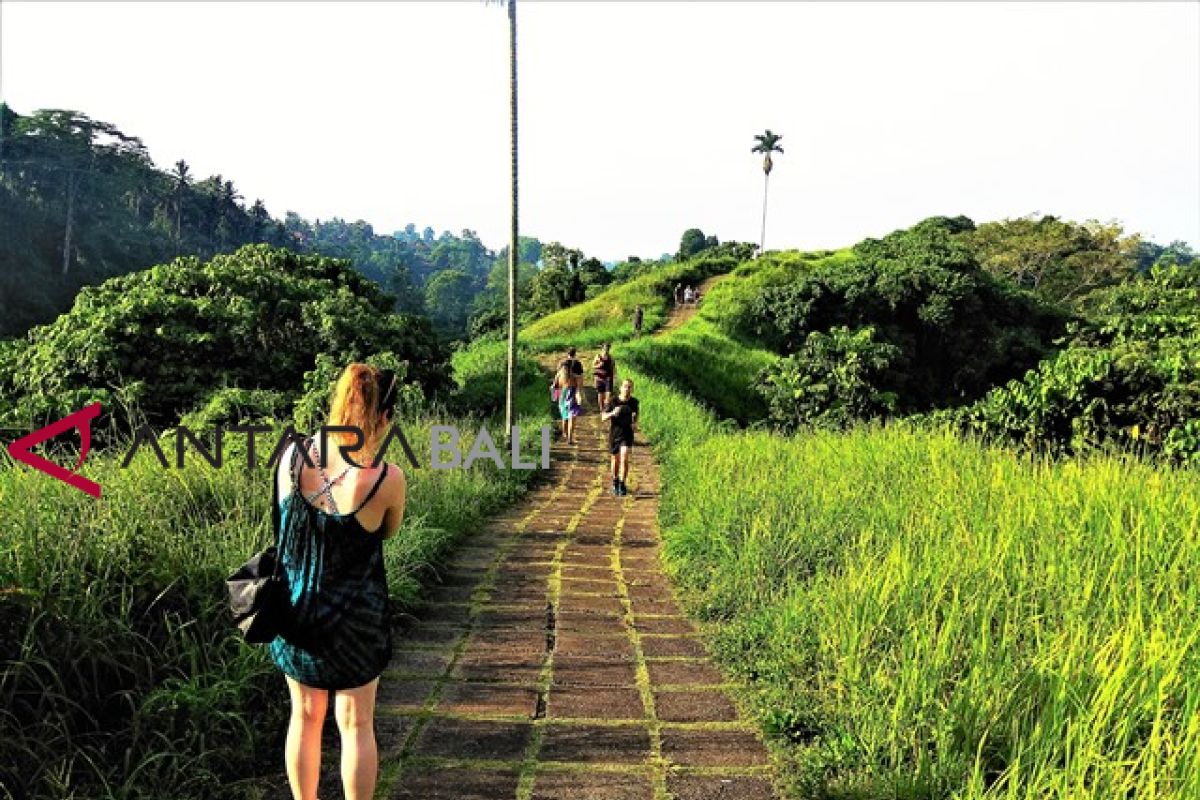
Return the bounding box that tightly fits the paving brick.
[548,686,645,720]
[561,577,620,596]
[412,717,532,760]
[387,648,452,676]
[562,565,614,581]
[392,767,520,799]
[489,581,551,606]
[629,597,682,617]
[660,728,771,767]
[556,611,627,633]
[531,769,654,800]
[639,636,707,658]
[539,723,652,764]
[476,607,549,630]
[554,633,635,660]
[646,660,726,688]
[665,775,778,800]
[375,679,434,712]
[464,628,548,657]
[420,601,475,625]
[632,616,697,636]
[653,690,739,723]
[551,656,638,688]
[401,624,468,647]
[557,594,625,616]
[438,682,540,717]
[454,650,545,683]
[375,713,415,758]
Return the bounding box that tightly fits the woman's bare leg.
[335,678,380,800]
[284,676,328,800]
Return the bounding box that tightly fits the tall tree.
[498,0,519,442]
[170,160,191,245]
[751,129,784,255]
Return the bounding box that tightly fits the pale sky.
[2,1,1198,262]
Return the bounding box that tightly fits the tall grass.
[620,317,776,423]
[0,406,545,799]
[623,363,1200,799]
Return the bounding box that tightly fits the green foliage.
[937,265,1200,464]
[966,214,1141,306]
[625,362,1200,799]
[520,251,742,352]
[756,325,901,431]
[448,336,545,419]
[0,397,542,799]
[750,216,1068,414]
[619,317,776,424]
[698,249,845,338]
[178,387,293,431]
[0,244,450,434]
[678,227,720,260]
[424,268,476,338]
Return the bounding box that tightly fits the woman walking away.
[555,362,583,445]
[557,347,584,392]
[632,305,644,337]
[602,378,640,496]
[592,342,616,411]
[270,363,407,800]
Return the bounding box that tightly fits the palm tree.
[170,160,191,246]
[751,129,783,255]
[489,0,519,442]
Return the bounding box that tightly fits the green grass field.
[0,400,547,799]
[622,356,1200,799]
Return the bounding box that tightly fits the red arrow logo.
[6,403,102,498]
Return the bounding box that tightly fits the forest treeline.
[0,106,687,341]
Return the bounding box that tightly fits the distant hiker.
[683,285,695,305]
[673,283,683,306]
[632,305,644,337]
[592,342,616,410]
[270,363,407,800]
[555,362,583,445]
[602,378,640,496]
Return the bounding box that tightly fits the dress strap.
[349,464,389,515]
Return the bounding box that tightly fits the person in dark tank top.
[270,363,407,800]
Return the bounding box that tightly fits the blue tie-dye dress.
[269,455,392,690]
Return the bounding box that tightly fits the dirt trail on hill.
[656,273,728,335]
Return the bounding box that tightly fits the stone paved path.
[657,274,727,335]
[348,378,780,799]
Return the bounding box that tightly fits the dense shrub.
[0,245,450,435]
[935,265,1200,463]
[749,217,1067,420]
[756,326,901,431]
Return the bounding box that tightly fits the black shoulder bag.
[226,444,300,643]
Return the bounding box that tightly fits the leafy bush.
[749,216,1068,414]
[178,387,294,431]
[0,245,450,434]
[756,326,901,431]
[935,265,1200,464]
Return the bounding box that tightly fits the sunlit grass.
[0,405,545,799]
[624,363,1200,800]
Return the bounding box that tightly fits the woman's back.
[269,437,401,690]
